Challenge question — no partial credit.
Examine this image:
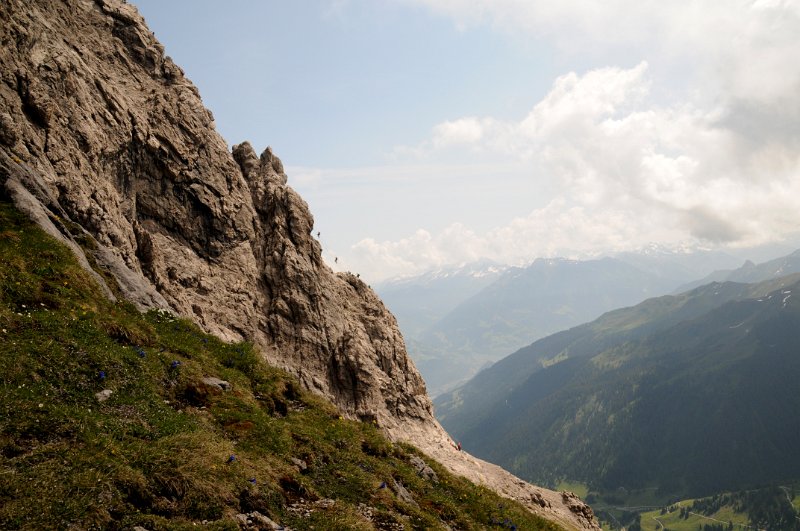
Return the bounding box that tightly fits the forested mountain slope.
[412,257,683,395]
[436,274,800,498]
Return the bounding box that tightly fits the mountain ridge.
[436,273,800,499]
[0,0,595,527]
[677,249,800,293]
[407,256,699,396]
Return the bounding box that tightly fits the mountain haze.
[406,256,714,396]
[376,260,506,339]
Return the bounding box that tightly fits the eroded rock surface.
[0,1,597,528]
[0,0,430,433]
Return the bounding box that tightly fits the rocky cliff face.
[0,1,596,528]
[0,0,430,433]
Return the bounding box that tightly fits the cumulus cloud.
[352,224,487,279]
[405,0,800,117]
[431,117,485,148]
[329,0,800,280]
[356,50,800,280]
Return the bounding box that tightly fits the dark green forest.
[436,272,800,501]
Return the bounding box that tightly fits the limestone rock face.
[0,1,597,528]
[0,0,431,434]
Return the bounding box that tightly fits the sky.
[134,0,800,282]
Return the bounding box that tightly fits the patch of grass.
[556,480,589,499]
[638,501,751,531]
[0,198,563,529]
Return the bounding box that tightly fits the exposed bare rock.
[201,376,232,392]
[95,389,113,402]
[408,454,439,483]
[562,491,597,522]
[390,478,418,508]
[399,418,599,530]
[0,1,598,529]
[0,0,431,452]
[289,457,308,472]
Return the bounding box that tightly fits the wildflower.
[248,478,257,484]
[227,455,236,464]
[98,370,106,380]
[378,481,387,489]
[170,360,181,369]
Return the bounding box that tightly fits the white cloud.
[352,224,488,279]
[292,1,800,281]
[431,117,485,148]
[403,0,800,113]
[352,50,800,280]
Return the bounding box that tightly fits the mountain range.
[677,248,800,292]
[435,272,800,499]
[380,251,744,396]
[375,260,507,339]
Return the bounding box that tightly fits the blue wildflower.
[170,360,181,369]
[98,370,106,380]
[227,454,236,463]
[248,478,257,484]
[378,481,387,489]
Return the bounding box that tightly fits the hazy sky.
[134,0,800,282]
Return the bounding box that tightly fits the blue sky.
[135,1,800,281]
[136,1,556,166]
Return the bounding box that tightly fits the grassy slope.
[0,198,561,531]
[592,484,800,531]
[638,501,750,531]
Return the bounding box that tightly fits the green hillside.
[413,257,681,396]
[0,198,560,530]
[628,484,800,531]
[436,270,800,501]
